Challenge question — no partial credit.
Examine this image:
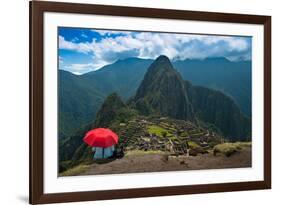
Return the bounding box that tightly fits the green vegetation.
[94,93,126,127]
[179,131,189,138]
[188,141,200,149]
[59,70,105,137]
[59,164,91,177]
[174,57,252,117]
[147,125,172,137]
[169,136,178,141]
[213,142,251,157]
[188,85,251,141]
[134,55,194,121]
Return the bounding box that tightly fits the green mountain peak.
[134,55,195,121]
[94,92,126,127]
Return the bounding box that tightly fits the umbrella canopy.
[83,128,118,148]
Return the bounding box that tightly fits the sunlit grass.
[188,141,201,149]
[59,164,91,176]
[147,125,172,137]
[213,142,251,157]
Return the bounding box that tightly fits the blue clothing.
[92,145,115,159]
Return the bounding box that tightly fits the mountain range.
[59,55,251,172]
[59,56,251,138]
[132,55,250,140]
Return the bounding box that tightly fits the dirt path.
[79,147,251,176]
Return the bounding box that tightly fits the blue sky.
[58,27,252,75]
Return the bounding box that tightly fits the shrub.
[213,142,250,157]
[188,141,200,149]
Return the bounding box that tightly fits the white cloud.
[59,36,92,53]
[71,37,79,42]
[93,30,132,36]
[62,63,101,75]
[81,33,88,38]
[59,31,251,73]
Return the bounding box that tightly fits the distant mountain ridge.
[81,56,251,116]
[173,57,252,117]
[81,58,153,99]
[59,56,251,138]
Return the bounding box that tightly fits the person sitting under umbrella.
[83,128,119,159]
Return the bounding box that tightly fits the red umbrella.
[83,128,118,148]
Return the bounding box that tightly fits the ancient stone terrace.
[111,116,224,156]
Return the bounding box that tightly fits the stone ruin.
[115,116,223,157]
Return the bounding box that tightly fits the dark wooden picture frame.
[30,1,271,204]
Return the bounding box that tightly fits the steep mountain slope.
[58,58,152,139]
[94,93,127,127]
[59,93,138,172]
[133,55,194,121]
[59,122,93,172]
[174,58,252,116]
[185,82,251,141]
[132,56,250,141]
[59,70,105,137]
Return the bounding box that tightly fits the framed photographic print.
[30,1,271,204]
